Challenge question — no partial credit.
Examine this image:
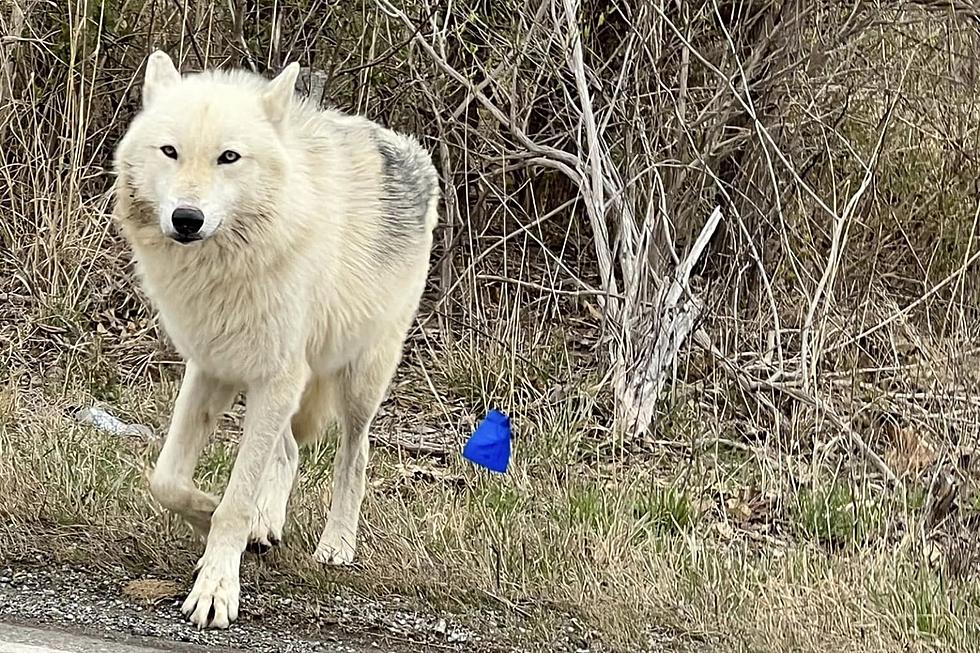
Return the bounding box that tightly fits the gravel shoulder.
[0,620,232,652]
[0,560,497,653]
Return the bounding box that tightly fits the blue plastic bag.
[462,409,511,473]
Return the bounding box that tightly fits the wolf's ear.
[142,51,180,108]
[263,62,300,124]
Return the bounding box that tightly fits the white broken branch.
[616,206,723,438]
[295,66,330,106]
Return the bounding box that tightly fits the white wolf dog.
[111,51,439,629]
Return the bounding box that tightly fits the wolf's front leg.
[181,366,308,629]
[150,361,237,537]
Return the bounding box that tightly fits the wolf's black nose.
[172,207,205,236]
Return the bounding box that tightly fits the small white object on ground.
[73,406,154,440]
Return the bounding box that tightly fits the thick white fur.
[112,51,438,629]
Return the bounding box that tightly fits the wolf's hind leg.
[314,339,402,565]
[246,426,299,554]
[291,374,335,445]
[150,361,237,537]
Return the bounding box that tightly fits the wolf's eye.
[160,145,178,160]
[217,150,241,165]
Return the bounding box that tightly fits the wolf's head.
[113,51,300,246]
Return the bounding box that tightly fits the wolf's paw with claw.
[246,451,294,555]
[181,549,241,629]
[246,510,283,556]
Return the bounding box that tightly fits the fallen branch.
[693,328,791,435]
[371,430,451,457]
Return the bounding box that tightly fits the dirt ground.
[0,558,519,653]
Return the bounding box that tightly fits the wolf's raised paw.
[246,507,284,556]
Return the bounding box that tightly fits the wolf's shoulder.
[297,109,436,179]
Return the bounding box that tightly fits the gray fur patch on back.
[372,131,437,253]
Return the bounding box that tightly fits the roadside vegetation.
[2,2,979,651]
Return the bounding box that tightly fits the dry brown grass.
[2,335,979,652]
[3,1,980,652]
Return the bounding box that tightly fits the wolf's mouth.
[171,233,202,245]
